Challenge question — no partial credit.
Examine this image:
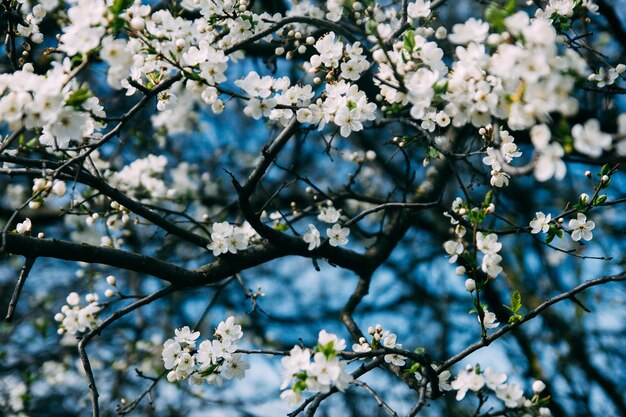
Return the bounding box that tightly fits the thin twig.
[5,257,36,322]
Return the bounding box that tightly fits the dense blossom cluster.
[452,365,552,416]
[207,221,258,256]
[54,292,102,335]
[0,61,105,149]
[302,205,351,250]
[162,317,249,385]
[280,330,353,405]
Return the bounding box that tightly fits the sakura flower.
[318,207,341,223]
[479,307,499,329]
[568,213,595,241]
[490,170,510,188]
[195,340,218,368]
[483,368,507,390]
[281,345,311,382]
[530,212,552,234]
[572,119,612,158]
[16,218,32,235]
[383,334,406,366]
[407,0,431,19]
[496,383,525,408]
[303,224,321,250]
[451,368,485,400]
[215,316,243,342]
[448,18,489,45]
[352,337,371,353]
[534,143,567,182]
[415,364,453,391]
[476,232,502,255]
[162,340,183,370]
[444,240,464,263]
[327,223,350,247]
[482,253,503,278]
[221,353,249,380]
[308,352,342,386]
[280,389,302,405]
[174,326,200,347]
[318,330,346,352]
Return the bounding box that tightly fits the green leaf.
[485,0,517,32]
[65,87,91,107]
[427,146,440,159]
[510,290,521,313]
[273,223,289,232]
[595,195,608,206]
[25,138,39,148]
[110,0,133,15]
[600,163,610,176]
[407,363,420,374]
[507,313,523,325]
[404,30,416,51]
[483,189,493,207]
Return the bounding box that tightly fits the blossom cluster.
[443,197,503,280]
[162,317,249,385]
[482,129,522,188]
[452,365,551,416]
[280,330,353,405]
[302,205,350,250]
[54,292,102,335]
[530,210,596,242]
[207,221,258,256]
[0,61,105,149]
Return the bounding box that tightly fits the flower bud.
[532,380,546,393]
[465,279,476,292]
[106,275,117,286]
[579,193,589,204]
[52,181,66,196]
[456,266,466,276]
[104,289,115,298]
[601,175,609,183]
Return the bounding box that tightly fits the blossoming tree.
[1,0,625,416]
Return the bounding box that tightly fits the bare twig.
[5,257,36,322]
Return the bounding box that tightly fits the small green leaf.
[65,87,91,107]
[110,0,133,15]
[404,30,416,51]
[600,163,610,176]
[483,189,493,207]
[511,290,521,313]
[407,363,420,374]
[273,223,289,232]
[595,195,608,206]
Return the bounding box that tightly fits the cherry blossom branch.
[53,72,183,176]
[288,357,385,417]
[437,271,626,372]
[0,155,211,248]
